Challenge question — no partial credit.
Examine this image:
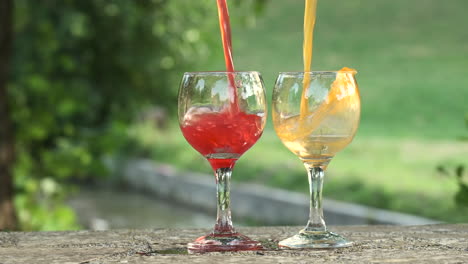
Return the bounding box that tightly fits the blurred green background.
[1,0,467,231]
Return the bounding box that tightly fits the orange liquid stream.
[300,0,318,118]
[276,0,359,143]
[216,0,239,113]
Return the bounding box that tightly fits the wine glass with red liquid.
[178,71,267,253]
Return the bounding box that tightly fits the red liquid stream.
[216,0,239,113]
[180,110,263,170]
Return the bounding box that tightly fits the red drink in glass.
[178,71,266,253]
[180,109,263,170]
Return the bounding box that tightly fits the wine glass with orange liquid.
[178,71,266,253]
[272,70,360,248]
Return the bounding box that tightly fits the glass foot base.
[279,230,352,249]
[187,232,263,253]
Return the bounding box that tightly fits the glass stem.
[304,165,327,232]
[213,167,235,234]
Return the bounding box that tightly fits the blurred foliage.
[9,0,265,230]
[452,114,468,207]
[455,113,468,207]
[454,165,467,207]
[436,114,468,209]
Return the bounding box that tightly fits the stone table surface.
[0,224,467,264]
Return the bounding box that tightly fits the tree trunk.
[0,0,17,230]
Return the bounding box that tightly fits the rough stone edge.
[113,158,441,226]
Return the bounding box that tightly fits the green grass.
[133,0,468,223]
[131,122,468,223]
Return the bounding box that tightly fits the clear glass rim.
[184,71,261,76]
[279,70,357,76]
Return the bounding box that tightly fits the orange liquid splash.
[276,67,359,142]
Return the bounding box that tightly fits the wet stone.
[0,224,467,263]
